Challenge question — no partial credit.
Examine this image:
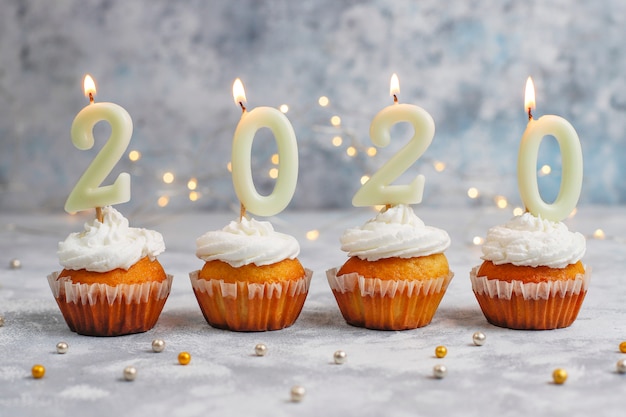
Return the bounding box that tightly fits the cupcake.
[190,217,312,331]
[48,206,172,336]
[470,212,589,330]
[326,204,453,330]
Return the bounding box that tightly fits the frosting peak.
[481,212,585,268]
[340,204,450,261]
[195,217,300,267]
[58,206,165,272]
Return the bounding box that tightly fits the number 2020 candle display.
[231,78,298,217]
[65,74,133,221]
[517,77,583,222]
[352,73,436,207]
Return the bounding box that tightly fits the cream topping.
[195,217,300,267]
[340,204,450,261]
[58,206,165,272]
[481,212,586,268]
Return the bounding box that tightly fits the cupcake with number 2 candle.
[327,74,454,330]
[48,75,172,337]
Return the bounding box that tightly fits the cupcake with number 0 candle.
[470,76,590,330]
[326,204,453,330]
[190,217,312,331]
[470,213,589,330]
[189,78,312,332]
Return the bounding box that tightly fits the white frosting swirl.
[481,212,586,268]
[58,206,165,272]
[195,217,300,267]
[340,204,451,261]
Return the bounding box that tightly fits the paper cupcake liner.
[469,266,590,330]
[326,268,454,330]
[189,269,313,332]
[47,271,173,337]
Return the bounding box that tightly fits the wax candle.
[352,73,435,207]
[65,75,133,217]
[231,78,298,217]
[517,77,583,222]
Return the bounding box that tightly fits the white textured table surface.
[1,207,625,417]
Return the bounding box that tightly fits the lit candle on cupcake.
[65,74,132,222]
[231,78,298,218]
[189,79,312,332]
[518,76,583,221]
[327,74,453,331]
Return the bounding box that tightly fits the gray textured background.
[1,0,624,214]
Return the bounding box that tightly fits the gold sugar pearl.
[552,368,567,385]
[435,346,448,358]
[619,341,626,353]
[178,351,191,365]
[31,365,45,379]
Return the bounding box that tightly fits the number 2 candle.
[231,78,298,218]
[517,77,583,222]
[352,73,435,207]
[65,74,132,221]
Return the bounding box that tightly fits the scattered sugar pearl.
[290,385,306,402]
[435,346,447,358]
[333,350,347,364]
[56,342,69,354]
[433,364,447,379]
[152,339,165,353]
[254,343,267,356]
[178,352,191,365]
[123,366,137,381]
[31,365,45,379]
[552,368,567,384]
[472,331,486,346]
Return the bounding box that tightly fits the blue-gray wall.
[1,1,624,214]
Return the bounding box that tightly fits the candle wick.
[239,203,246,221]
[393,94,398,104]
[239,101,246,113]
[89,92,95,104]
[527,107,533,120]
[95,207,103,223]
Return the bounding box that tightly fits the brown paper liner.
[469,266,591,330]
[47,271,173,337]
[189,269,313,332]
[326,268,454,330]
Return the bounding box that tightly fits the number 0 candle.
[517,77,583,222]
[65,75,132,219]
[231,78,298,217]
[352,73,435,207]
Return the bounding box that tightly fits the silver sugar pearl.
[9,258,21,269]
[617,359,626,374]
[290,385,306,402]
[123,366,137,381]
[254,343,267,356]
[472,331,486,346]
[56,341,69,354]
[151,339,166,353]
[0,316,4,327]
[333,350,347,364]
[433,364,447,379]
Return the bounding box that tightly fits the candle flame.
[390,73,400,97]
[233,78,247,106]
[83,74,96,99]
[525,76,536,114]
